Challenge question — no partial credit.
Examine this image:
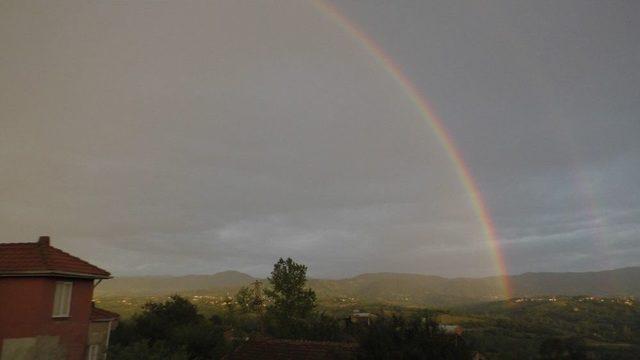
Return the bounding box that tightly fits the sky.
[1,0,638,278]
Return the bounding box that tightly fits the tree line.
[108,257,471,359]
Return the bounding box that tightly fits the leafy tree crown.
[265,257,317,319]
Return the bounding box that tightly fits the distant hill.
[96,270,256,296]
[509,266,640,297]
[307,273,505,306]
[96,266,640,305]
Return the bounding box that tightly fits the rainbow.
[315,0,512,298]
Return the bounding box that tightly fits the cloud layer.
[1,0,638,277]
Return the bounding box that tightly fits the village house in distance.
[0,236,119,360]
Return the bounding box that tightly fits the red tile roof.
[224,338,359,360]
[0,236,110,278]
[91,306,120,322]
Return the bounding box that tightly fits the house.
[224,337,360,360]
[0,236,119,360]
[439,324,464,336]
[344,310,376,327]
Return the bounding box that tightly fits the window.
[52,281,73,317]
[87,344,100,360]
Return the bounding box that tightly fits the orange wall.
[0,277,94,360]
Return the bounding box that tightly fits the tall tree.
[265,258,317,320]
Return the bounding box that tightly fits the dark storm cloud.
[1,0,638,277]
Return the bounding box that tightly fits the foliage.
[265,258,317,319]
[538,337,587,360]
[262,257,320,339]
[108,295,225,359]
[263,311,344,341]
[100,261,640,359]
[457,297,640,359]
[235,286,255,313]
[355,310,472,360]
[235,284,264,313]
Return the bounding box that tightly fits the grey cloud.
[1,0,638,277]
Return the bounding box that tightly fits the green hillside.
[454,296,640,359]
[97,267,640,307]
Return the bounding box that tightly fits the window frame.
[52,281,73,318]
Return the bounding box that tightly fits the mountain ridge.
[97,266,640,304]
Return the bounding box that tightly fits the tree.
[109,295,226,360]
[356,310,472,359]
[263,258,317,338]
[265,258,317,319]
[539,337,587,360]
[235,286,255,313]
[235,281,264,314]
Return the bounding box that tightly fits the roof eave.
[0,270,111,279]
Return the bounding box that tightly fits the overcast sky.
[1,0,638,278]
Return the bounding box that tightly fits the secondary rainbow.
[315,0,512,298]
